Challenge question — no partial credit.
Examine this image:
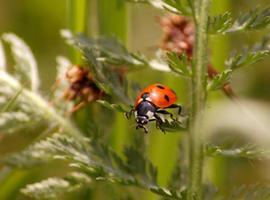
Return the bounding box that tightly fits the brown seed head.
[160,14,195,58]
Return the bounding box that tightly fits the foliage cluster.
[0,0,270,199]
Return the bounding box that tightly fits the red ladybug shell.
[135,83,177,108]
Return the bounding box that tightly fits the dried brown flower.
[63,65,105,113]
[160,14,195,58]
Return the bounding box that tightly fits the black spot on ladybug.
[156,84,165,89]
[164,95,170,102]
[141,92,150,99]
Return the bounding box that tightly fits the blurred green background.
[0,0,270,199]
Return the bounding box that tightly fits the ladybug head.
[136,115,149,125]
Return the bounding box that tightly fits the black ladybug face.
[136,115,148,125]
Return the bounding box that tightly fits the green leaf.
[167,52,191,77]
[205,144,270,159]
[207,12,233,34]
[228,6,270,32]
[7,133,185,199]
[207,69,232,91]
[21,172,91,199]
[225,49,270,70]
[158,118,188,132]
[126,0,192,16]
[225,39,270,70]
[2,33,40,92]
[61,30,145,68]
[96,100,129,113]
[0,71,85,141]
[162,0,192,15]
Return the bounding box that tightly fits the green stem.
[188,0,210,199]
[66,0,88,62]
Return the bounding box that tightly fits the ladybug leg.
[156,109,175,120]
[166,104,182,115]
[125,108,135,119]
[136,124,148,133]
[154,113,166,133]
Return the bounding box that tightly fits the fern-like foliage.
[207,69,232,91]
[167,52,191,78]
[205,144,270,160]
[208,6,270,34]
[21,172,91,199]
[207,12,233,34]
[5,133,186,199]
[2,33,40,92]
[126,0,192,16]
[225,41,270,70]
[207,39,270,92]
[0,32,187,198]
[228,6,270,33]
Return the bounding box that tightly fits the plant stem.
[66,0,88,63]
[188,0,210,199]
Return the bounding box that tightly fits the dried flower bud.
[160,14,195,58]
[63,65,105,112]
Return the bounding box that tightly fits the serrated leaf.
[205,144,270,159]
[0,40,6,71]
[0,71,85,141]
[227,6,270,33]
[96,100,129,113]
[2,33,40,92]
[207,69,232,91]
[225,49,270,70]
[0,112,29,129]
[127,0,192,16]
[7,132,184,199]
[162,0,192,15]
[158,118,188,132]
[61,30,145,67]
[21,172,91,199]
[61,30,132,104]
[167,52,191,77]
[208,12,233,34]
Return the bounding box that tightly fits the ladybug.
[126,83,181,133]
